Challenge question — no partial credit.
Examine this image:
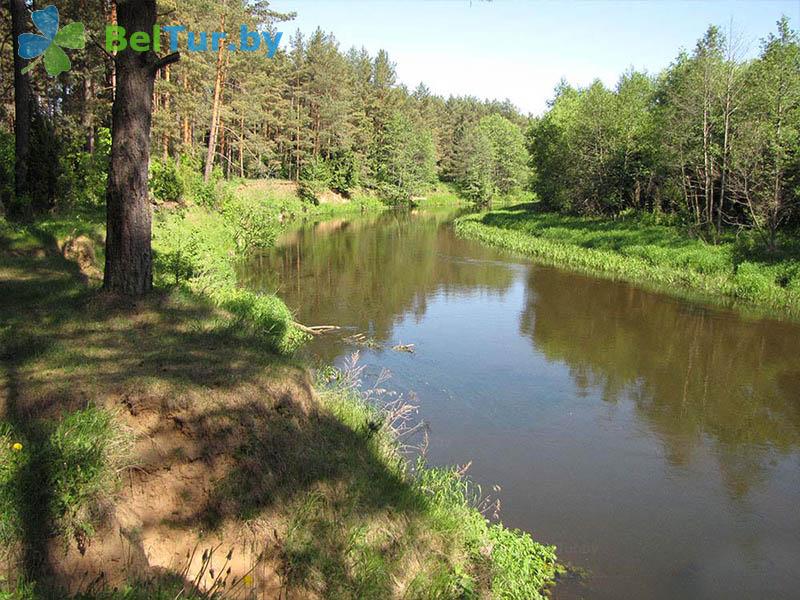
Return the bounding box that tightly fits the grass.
[0,201,559,598]
[0,408,129,554]
[235,179,387,219]
[152,203,308,354]
[455,206,800,317]
[268,368,560,599]
[413,183,468,208]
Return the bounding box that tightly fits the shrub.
[299,157,332,205]
[152,206,305,354]
[0,131,14,210]
[149,157,185,203]
[175,151,219,208]
[329,150,360,195]
[220,194,281,253]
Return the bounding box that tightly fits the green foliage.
[174,151,220,208]
[149,156,185,203]
[0,408,128,549]
[329,150,360,195]
[372,112,437,204]
[207,286,307,354]
[452,115,529,205]
[56,128,111,209]
[455,124,496,205]
[525,19,799,241]
[152,202,305,354]
[0,132,14,208]
[315,374,559,599]
[298,157,332,204]
[487,525,560,599]
[456,209,800,315]
[478,114,529,195]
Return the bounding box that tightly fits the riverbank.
[0,204,558,599]
[455,206,800,317]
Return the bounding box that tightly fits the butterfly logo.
[18,5,85,77]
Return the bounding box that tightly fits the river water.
[239,209,800,599]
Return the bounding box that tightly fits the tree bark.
[104,0,179,296]
[83,78,95,153]
[204,11,226,182]
[9,0,33,216]
[182,75,191,146]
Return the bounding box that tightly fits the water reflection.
[520,267,800,500]
[240,210,516,362]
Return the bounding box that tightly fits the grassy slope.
[455,206,800,317]
[0,205,558,599]
[236,179,467,214]
[235,179,388,218]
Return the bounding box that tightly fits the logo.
[17,3,282,79]
[106,25,283,58]
[18,5,85,77]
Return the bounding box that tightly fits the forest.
[529,18,800,249]
[0,0,530,216]
[2,4,797,250]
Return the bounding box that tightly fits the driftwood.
[344,333,381,349]
[293,322,341,336]
[391,344,416,354]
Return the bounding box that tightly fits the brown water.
[239,209,800,599]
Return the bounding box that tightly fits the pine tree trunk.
[182,75,191,146]
[239,117,245,178]
[108,1,118,99]
[104,0,179,296]
[83,78,95,153]
[9,0,33,216]
[162,65,171,159]
[204,12,226,182]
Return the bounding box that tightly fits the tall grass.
[306,358,561,599]
[0,408,130,551]
[152,199,308,354]
[455,209,800,316]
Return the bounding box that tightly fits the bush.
[152,205,305,354]
[174,150,219,208]
[220,194,281,253]
[149,157,184,203]
[299,157,332,205]
[329,150,360,195]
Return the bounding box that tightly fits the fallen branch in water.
[391,343,415,353]
[293,322,342,336]
[344,332,381,349]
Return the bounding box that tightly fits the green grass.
[414,183,467,208]
[455,207,800,317]
[272,371,560,599]
[235,179,387,219]
[0,407,129,561]
[152,200,308,354]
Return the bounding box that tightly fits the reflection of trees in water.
[240,211,515,357]
[520,267,800,499]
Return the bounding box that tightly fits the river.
[239,208,800,599]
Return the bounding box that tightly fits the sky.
[269,0,800,115]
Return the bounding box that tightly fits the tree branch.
[153,52,181,73]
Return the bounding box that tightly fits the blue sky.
[269,0,800,115]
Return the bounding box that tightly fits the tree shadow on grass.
[0,244,429,599]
